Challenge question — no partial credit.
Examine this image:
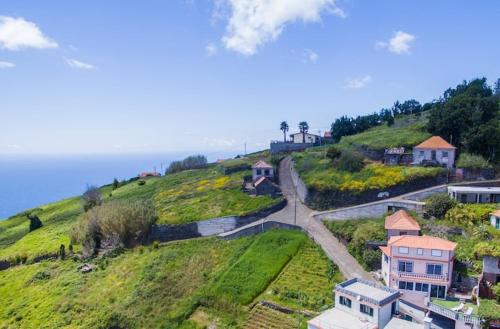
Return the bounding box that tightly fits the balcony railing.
[428,302,482,327]
[397,271,448,282]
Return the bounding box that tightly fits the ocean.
[0,152,234,220]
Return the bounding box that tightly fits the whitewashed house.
[413,136,456,168]
[290,132,320,144]
[251,160,274,182]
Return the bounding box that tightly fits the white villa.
[289,132,320,144]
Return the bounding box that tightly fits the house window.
[384,255,389,263]
[442,151,449,158]
[419,151,424,156]
[339,296,352,308]
[256,169,262,175]
[399,247,409,254]
[431,249,442,257]
[400,231,408,235]
[360,304,374,316]
[398,261,413,272]
[427,264,443,275]
[415,283,429,292]
[264,169,270,176]
[399,281,414,290]
[417,248,423,255]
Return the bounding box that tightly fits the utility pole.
[294,190,297,226]
[244,142,247,156]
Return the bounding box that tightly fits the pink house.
[385,210,421,237]
[380,235,457,307]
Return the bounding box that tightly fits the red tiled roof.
[139,172,160,177]
[252,160,272,169]
[385,210,421,231]
[491,209,500,217]
[414,136,456,149]
[324,131,332,138]
[388,235,457,251]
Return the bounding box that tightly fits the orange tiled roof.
[385,210,421,231]
[491,209,500,217]
[388,235,457,251]
[380,246,391,256]
[414,136,456,149]
[252,160,272,169]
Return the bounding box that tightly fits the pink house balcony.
[397,271,449,282]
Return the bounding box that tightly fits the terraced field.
[243,304,298,329]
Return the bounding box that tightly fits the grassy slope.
[0,230,338,329]
[0,163,281,260]
[259,238,344,311]
[293,115,442,192]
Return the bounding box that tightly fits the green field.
[292,115,442,193]
[0,164,282,260]
[293,152,443,192]
[0,230,339,329]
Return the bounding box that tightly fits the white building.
[307,278,422,329]
[290,132,320,144]
[251,160,274,182]
[413,136,456,168]
[491,210,500,230]
[448,186,500,204]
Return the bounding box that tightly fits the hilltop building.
[385,210,421,238]
[413,136,456,168]
[289,132,320,144]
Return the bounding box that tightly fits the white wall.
[413,148,455,168]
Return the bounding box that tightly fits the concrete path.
[220,156,373,281]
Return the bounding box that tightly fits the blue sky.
[1,0,499,155]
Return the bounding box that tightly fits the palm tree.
[280,121,289,142]
[298,121,309,143]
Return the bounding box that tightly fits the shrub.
[166,155,208,174]
[27,214,42,232]
[137,179,146,186]
[81,186,102,212]
[112,178,120,190]
[445,204,496,227]
[425,193,457,219]
[71,200,157,256]
[456,152,492,169]
[326,146,341,161]
[335,151,364,172]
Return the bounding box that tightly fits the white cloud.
[0,61,15,69]
[65,58,95,70]
[346,75,372,89]
[205,42,218,56]
[304,49,318,63]
[0,16,58,50]
[376,31,415,55]
[220,0,344,55]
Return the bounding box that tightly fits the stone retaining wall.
[150,199,287,243]
[306,175,446,210]
[220,221,302,240]
[289,161,308,203]
[315,200,426,221]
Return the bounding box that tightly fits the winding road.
[221,156,373,281]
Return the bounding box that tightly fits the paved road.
[222,156,373,281]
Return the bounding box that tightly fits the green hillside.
[0,230,341,329]
[0,160,282,260]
